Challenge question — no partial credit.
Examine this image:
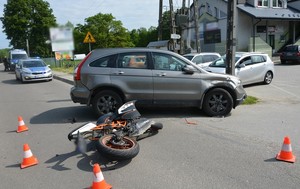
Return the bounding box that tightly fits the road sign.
[171,34,181,39]
[83,32,96,43]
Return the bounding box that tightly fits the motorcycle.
[68,100,163,160]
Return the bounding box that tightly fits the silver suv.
[70,48,246,117]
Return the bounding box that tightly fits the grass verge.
[242,95,258,105]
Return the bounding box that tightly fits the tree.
[73,13,134,53]
[1,0,56,57]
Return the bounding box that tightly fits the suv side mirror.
[183,65,195,74]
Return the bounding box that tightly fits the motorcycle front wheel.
[97,135,140,160]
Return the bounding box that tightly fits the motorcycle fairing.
[117,100,141,120]
[130,118,153,137]
[68,122,97,140]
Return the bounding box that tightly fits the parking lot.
[1,62,300,188]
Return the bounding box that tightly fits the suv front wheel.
[202,88,233,117]
[92,90,123,116]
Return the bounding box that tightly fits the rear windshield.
[284,45,299,52]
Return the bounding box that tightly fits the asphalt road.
[1,63,300,189]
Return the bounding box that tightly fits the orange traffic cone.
[21,144,38,169]
[90,163,112,189]
[276,136,296,163]
[17,116,28,133]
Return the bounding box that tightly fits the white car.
[15,58,53,83]
[204,52,275,85]
[183,52,221,68]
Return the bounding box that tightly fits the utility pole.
[169,0,177,52]
[193,0,200,53]
[158,0,163,41]
[225,0,237,75]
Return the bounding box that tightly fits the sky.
[0,0,184,49]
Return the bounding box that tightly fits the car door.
[236,55,266,84]
[110,52,154,101]
[151,52,203,103]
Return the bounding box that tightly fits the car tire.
[92,90,123,117]
[263,71,273,85]
[281,60,286,64]
[202,88,233,117]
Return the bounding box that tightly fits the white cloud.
[0,0,172,49]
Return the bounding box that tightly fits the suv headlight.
[227,76,242,86]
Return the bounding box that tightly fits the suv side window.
[117,53,147,69]
[152,52,187,71]
[89,55,116,67]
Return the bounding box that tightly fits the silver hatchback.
[70,48,246,117]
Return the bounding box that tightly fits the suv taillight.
[74,52,91,81]
[297,52,300,57]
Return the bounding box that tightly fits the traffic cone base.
[275,136,296,163]
[21,144,38,169]
[90,163,112,189]
[17,116,28,133]
[276,152,296,163]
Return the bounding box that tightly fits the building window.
[272,0,283,7]
[258,0,269,7]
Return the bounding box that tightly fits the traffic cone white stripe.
[281,144,292,152]
[94,172,104,182]
[19,120,25,125]
[24,150,33,158]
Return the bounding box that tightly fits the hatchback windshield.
[210,55,242,67]
[23,60,46,68]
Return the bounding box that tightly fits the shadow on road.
[44,142,132,172]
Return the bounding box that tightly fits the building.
[182,0,300,56]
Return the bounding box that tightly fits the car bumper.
[70,86,90,104]
[22,73,53,82]
[234,85,247,107]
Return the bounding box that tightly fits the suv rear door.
[110,52,154,101]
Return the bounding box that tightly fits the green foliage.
[1,0,57,57]
[242,96,259,105]
[73,13,134,53]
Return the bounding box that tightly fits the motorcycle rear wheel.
[97,135,140,160]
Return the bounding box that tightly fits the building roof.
[288,0,300,12]
[237,4,300,20]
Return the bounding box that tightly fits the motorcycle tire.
[96,135,140,160]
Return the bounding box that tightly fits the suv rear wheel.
[202,88,233,117]
[92,90,123,116]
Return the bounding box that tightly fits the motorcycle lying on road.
[68,100,163,160]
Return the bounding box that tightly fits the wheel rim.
[97,95,118,114]
[265,72,272,84]
[208,94,228,113]
[102,136,135,150]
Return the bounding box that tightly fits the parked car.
[15,58,53,83]
[183,52,221,68]
[70,48,247,117]
[280,44,300,64]
[204,52,274,85]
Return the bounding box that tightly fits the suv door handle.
[114,71,124,75]
[157,72,166,77]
